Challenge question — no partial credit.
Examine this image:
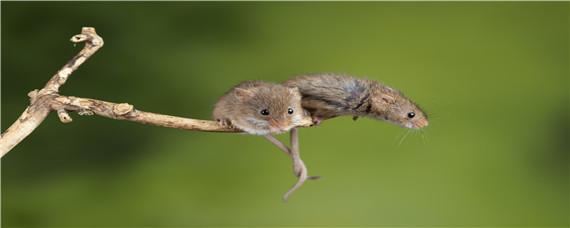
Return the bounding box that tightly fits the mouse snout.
[268,119,279,126]
[412,118,429,128]
[268,119,291,132]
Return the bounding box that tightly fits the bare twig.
[0,27,312,158]
[0,27,104,157]
[51,95,247,132]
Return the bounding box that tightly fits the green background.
[1,2,568,227]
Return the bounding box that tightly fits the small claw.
[217,119,234,128]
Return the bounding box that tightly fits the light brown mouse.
[283,73,429,129]
[215,81,316,201]
[213,81,308,135]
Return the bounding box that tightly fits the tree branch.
[50,95,245,132]
[0,27,312,158]
[0,27,104,158]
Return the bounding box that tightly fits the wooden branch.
[50,95,245,132]
[0,27,103,158]
[0,27,312,158]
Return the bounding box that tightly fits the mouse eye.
[287,108,294,115]
[407,112,416,119]
[260,109,270,116]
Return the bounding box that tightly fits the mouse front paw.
[217,119,234,129]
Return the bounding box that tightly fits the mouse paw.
[217,119,234,128]
[311,116,323,125]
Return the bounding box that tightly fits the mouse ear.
[286,86,300,96]
[234,88,254,101]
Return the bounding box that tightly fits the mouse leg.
[263,134,290,156]
[263,129,319,201]
[264,129,318,178]
[282,128,320,202]
[289,128,320,179]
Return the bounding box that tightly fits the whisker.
[397,130,411,147]
[395,129,407,141]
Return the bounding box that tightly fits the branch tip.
[70,27,102,46]
[82,27,96,34]
[70,34,88,43]
[56,109,73,123]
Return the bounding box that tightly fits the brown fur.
[283,73,428,129]
[213,81,307,134]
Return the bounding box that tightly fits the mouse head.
[369,85,428,129]
[235,85,308,134]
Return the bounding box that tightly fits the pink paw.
[312,116,323,125]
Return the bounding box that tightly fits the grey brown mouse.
[213,80,309,135]
[283,73,429,129]
[214,81,317,201]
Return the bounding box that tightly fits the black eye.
[260,109,270,116]
[287,108,294,115]
[407,112,415,118]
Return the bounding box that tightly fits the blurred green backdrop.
[1,2,568,227]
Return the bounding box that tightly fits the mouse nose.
[268,119,278,127]
[269,119,290,130]
[413,118,429,128]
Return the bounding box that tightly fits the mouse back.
[284,73,429,129]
